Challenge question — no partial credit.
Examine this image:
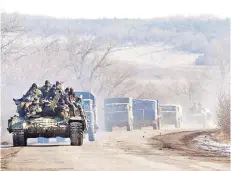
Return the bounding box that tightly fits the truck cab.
[104,97,133,132]
[133,99,160,130]
[159,104,182,128]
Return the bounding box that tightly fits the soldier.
[26,83,43,98]
[40,80,52,99]
[25,97,42,118]
[15,91,36,117]
[47,84,57,100]
[55,99,69,119]
[62,87,71,104]
[56,81,64,94]
[76,95,83,106]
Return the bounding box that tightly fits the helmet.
[56,81,61,86]
[45,80,50,85]
[65,87,70,93]
[32,83,37,88]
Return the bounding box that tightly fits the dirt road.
[3,129,230,171]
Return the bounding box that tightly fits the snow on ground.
[193,135,230,156]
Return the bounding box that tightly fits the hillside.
[2,13,230,65]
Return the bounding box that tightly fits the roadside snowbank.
[193,135,230,156]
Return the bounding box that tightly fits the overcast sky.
[1,0,230,19]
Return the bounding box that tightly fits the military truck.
[104,97,133,132]
[133,99,160,130]
[8,92,87,147]
[75,92,98,141]
[159,104,183,128]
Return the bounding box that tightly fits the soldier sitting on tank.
[191,102,198,113]
[25,83,43,98]
[14,91,36,117]
[47,84,57,100]
[25,97,42,118]
[73,95,85,119]
[39,80,52,99]
[55,99,69,119]
[62,87,70,104]
[56,81,64,94]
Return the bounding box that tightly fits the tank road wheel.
[70,122,84,146]
[13,130,27,147]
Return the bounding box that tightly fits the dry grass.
[216,94,230,136]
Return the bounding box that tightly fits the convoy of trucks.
[9,85,211,146]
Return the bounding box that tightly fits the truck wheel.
[87,112,96,141]
[157,118,161,130]
[88,127,96,142]
[153,123,158,130]
[127,124,133,131]
[70,122,84,146]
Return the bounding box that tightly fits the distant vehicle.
[132,99,160,130]
[185,107,213,128]
[75,91,98,141]
[159,104,183,128]
[104,97,133,132]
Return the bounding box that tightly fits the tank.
[7,92,87,147]
[184,107,213,128]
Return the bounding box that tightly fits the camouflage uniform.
[25,83,43,99]
[25,97,42,117]
[16,91,37,117]
[39,80,52,99]
[55,99,69,119]
[47,85,57,100]
[55,81,64,95]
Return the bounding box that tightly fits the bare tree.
[65,34,118,91]
[169,75,205,101]
[1,13,26,63]
[209,38,230,93]
[216,93,230,135]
